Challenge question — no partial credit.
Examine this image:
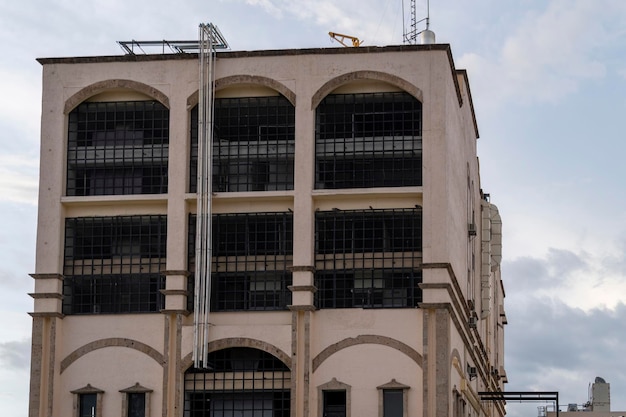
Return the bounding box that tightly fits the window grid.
[315,92,422,189]
[63,215,166,314]
[190,96,295,193]
[315,209,422,309]
[188,212,293,312]
[67,101,169,196]
[183,348,290,417]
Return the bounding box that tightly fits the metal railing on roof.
[118,26,229,54]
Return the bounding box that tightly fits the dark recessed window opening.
[323,390,347,417]
[67,101,169,196]
[315,208,422,309]
[127,393,145,417]
[63,215,166,314]
[315,92,422,189]
[79,393,97,417]
[188,212,293,312]
[383,389,404,417]
[190,96,295,193]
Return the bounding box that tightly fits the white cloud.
[0,155,38,205]
[245,0,285,18]
[505,242,626,312]
[0,339,31,371]
[240,0,401,46]
[458,0,626,106]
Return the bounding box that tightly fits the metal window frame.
[63,215,167,314]
[314,208,422,309]
[67,101,169,196]
[315,92,422,189]
[183,348,290,417]
[189,96,295,193]
[188,212,294,312]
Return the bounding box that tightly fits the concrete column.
[291,308,313,417]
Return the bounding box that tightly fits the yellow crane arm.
[329,31,363,47]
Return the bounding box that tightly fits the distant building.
[546,377,623,417]
[29,36,507,417]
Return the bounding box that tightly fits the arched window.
[315,92,422,189]
[184,347,291,416]
[189,96,295,193]
[67,100,169,196]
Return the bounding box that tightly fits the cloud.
[0,155,38,205]
[505,242,626,312]
[0,339,30,371]
[505,299,626,411]
[458,0,626,106]
[240,0,400,46]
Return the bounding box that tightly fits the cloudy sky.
[1,0,625,416]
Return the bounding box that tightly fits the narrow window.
[120,383,151,417]
[318,378,350,417]
[323,391,346,417]
[127,393,145,417]
[383,390,403,417]
[71,384,103,417]
[79,394,97,417]
[377,379,409,417]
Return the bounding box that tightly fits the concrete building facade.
[29,43,507,417]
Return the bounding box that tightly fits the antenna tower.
[403,0,433,45]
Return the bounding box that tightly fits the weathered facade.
[29,44,507,417]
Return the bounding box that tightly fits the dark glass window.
[79,393,97,417]
[383,389,403,417]
[184,348,290,417]
[67,101,169,196]
[63,215,166,314]
[315,209,422,309]
[315,92,422,189]
[190,96,295,193]
[323,391,346,417]
[127,393,145,417]
[188,212,293,312]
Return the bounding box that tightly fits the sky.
[1,0,625,416]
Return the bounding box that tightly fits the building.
[29,34,507,417]
[546,377,624,417]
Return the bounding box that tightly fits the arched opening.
[67,99,169,196]
[183,347,291,416]
[314,90,422,190]
[189,93,295,193]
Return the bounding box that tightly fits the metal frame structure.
[193,23,229,369]
[118,38,228,55]
[479,392,559,417]
[402,0,431,44]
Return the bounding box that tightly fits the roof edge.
[37,43,452,65]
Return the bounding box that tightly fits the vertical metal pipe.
[193,22,227,369]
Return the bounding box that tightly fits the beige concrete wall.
[32,45,504,417]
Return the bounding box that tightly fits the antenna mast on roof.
[403,0,436,45]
